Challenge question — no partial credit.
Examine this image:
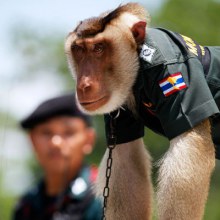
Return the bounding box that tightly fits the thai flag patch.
[159,72,187,97]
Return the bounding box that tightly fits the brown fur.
[156,119,215,220]
[65,3,143,115]
[96,139,153,220]
[65,3,216,220]
[96,120,215,220]
[72,3,149,39]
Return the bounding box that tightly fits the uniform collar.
[139,28,166,69]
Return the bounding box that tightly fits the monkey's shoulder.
[134,28,220,141]
[139,28,199,69]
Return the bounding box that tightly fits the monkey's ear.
[131,21,146,45]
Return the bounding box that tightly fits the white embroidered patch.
[71,177,87,195]
[139,44,156,63]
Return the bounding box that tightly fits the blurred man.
[13,93,102,220]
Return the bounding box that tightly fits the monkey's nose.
[78,76,92,92]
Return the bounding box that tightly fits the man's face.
[30,116,94,174]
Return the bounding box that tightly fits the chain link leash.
[102,111,118,220]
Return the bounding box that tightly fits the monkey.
[65,3,220,220]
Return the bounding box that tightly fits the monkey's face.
[65,5,147,114]
[65,25,140,115]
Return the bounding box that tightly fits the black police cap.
[20,93,92,129]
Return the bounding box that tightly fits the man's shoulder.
[15,181,43,209]
[140,28,193,70]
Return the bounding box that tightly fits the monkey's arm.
[96,138,152,220]
[157,119,215,220]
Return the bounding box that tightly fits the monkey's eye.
[93,43,104,54]
[71,44,85,55]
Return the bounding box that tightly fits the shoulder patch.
[139,44,156,63]
[159,72,187,97]
[71,177,88,196]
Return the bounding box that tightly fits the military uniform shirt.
[13,165,102,220]
[105,28,220,158]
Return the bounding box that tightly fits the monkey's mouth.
[80,96,109,111]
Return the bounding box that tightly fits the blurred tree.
[10,24,73,88]
[0,112,16,128]
[154,0,220,45]
[0,112,18,220]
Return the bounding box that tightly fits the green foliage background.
[1,0,220,219]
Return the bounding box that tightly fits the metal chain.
[102,112,117,220]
